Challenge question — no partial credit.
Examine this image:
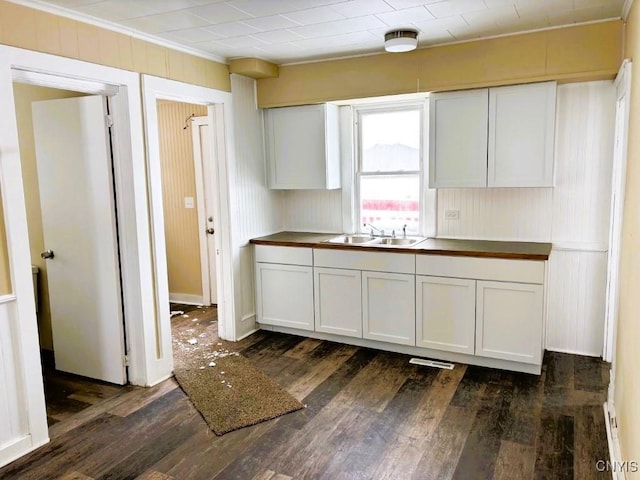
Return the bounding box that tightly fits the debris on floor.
[187,338,198,345]
[170,310,184,317]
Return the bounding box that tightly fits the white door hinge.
[105,114,114,128]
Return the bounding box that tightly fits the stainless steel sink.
[325,234,426,247]
[376,237,424,246]
[325,234,377,244]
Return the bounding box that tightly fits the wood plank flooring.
[1,305,610,480]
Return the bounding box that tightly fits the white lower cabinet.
[255,263,314,331]
[475,280,544,365]
[416,275,476,355]
[362,271,415,346]
[314,267,362,338]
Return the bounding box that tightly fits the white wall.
[230,74,283,338]
[280,81,616,356]
[283,189,342,233]
[437,81,616,356]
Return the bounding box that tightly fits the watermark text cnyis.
[596,460,639,473]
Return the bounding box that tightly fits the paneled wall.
[283,190,342,233]
[0,0,229,92]
[437,188,553,241]
[230,74,283,339]
[0,299,28,464]
[157,101,207,300]
[12,83,87,351]
[437,80,616,356]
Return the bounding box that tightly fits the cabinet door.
[255,263,314,331]
[362,271,415,345]
[488,82,556,187]
[314,267,362,338]
[429,89,488,188]
[264,104,339,189]
[416,276,476,354]
[476,281,543,364]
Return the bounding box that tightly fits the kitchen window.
[355,103,424,236]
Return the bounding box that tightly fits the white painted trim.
[0,435,44,468]
[623,0,634,20]
[604,402,627,480]
[0,43,152,465]
[545,346,602,357]
[141,75,236,355]
[339,106,355,233]
[191,116,211,306]
[242,313,256,323]
[552,242,609,252]
[11,70,119,95]
[8,0,227,64]
[604,60,632,364]
[236,327,260,341]
[169,293,204,306]
[0,295,17,305]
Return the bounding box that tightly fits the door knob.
[41,249,54,259]
[206,228,215,235]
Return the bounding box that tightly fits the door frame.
[141,76,235,370]
[191,116,216,306]
[0,44,153,465]
[604,60,631,365]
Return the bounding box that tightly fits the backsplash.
[282,189,343,233]
[436,187,553,242]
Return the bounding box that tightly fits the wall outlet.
[445,209,460,220]
[184,197,195,209]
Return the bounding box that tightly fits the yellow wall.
[257,20,623,107]
[0,0,230,91]
[158,101,207,298]
[615,2,640,477]
[0,196,11,295]
[12,83,87,350]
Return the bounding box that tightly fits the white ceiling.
[30,0,625,64]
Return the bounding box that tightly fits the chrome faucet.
[363,223,385,237]
[401,224,407,238]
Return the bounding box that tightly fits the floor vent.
[409,358,455,370]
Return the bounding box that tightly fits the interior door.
[31,95,127,385]
[192,117,217,304]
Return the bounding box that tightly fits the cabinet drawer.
[314,248,414,274]
[255,245,312,266]
[415,255,544,284]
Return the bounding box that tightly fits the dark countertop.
[249,232,552,261]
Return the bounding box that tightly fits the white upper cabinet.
[429,88,489,188]
[264,103,340,190]
[429,82,556,188]
[488,82,556,187]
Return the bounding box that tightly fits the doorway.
[156,102,217,307]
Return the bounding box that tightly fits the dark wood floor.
[1,305,610,480]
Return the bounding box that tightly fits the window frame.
[353,100,428,236]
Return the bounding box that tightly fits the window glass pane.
[359,175,419,235]
[361,109,420,172]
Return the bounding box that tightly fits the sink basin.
[325,234,427,247]
[375,237,425,246]
[325,234,377,244]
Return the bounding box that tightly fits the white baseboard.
[545,346,602,357]
[169,293,204,305]
[604,402,627,480]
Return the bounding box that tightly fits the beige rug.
[174,354,304,436]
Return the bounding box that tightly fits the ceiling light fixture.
[384,29,418,53]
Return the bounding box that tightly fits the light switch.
[184,197,195,209]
